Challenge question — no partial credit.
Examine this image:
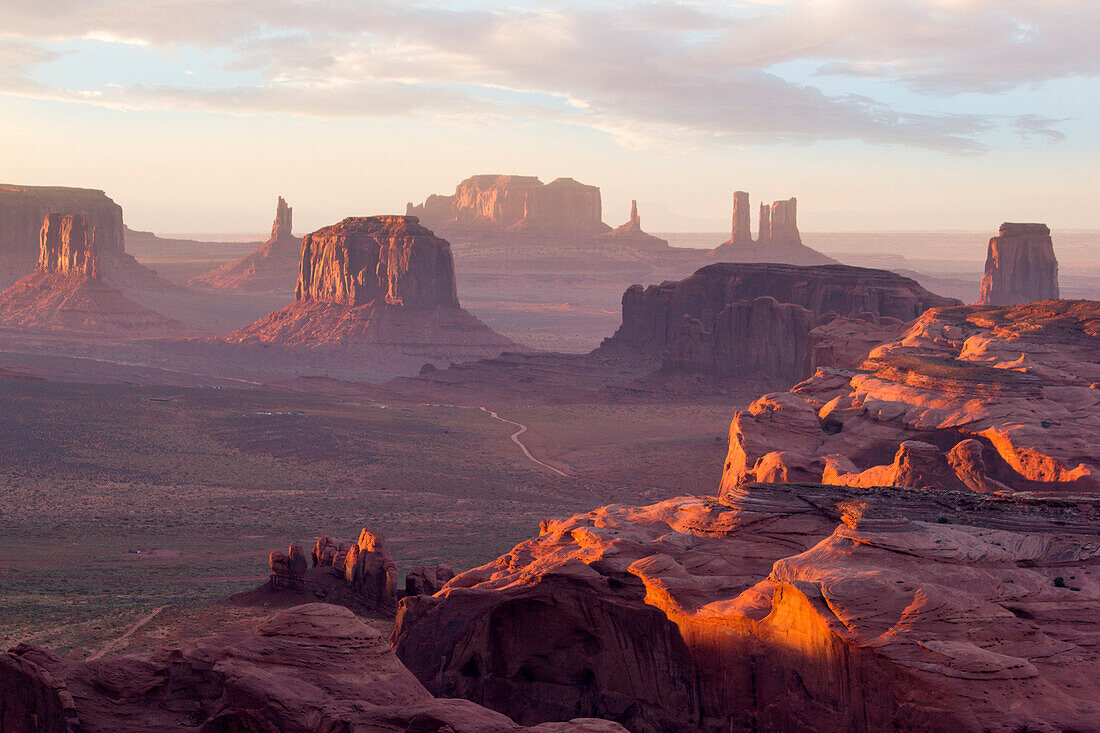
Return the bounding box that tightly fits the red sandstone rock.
[406,563,457,597]
[767,197,801,247]
[722,300,1100,495]
[977,223,1059,306]
[268,542,309,591]
[393,485,1100,732]
[0,215,184,335]
[408,175,610,236]
[0,603,622,732]
[711,193,831,264]
[0,185,124,285]
[809,312,906,370]
[756,201,771,248]
[594,200,669,250]
[598,263,959,380]
[230,216,516,363]
[190,196,302,292]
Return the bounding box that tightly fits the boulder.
[405,563,457,597]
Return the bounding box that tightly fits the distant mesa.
[597,262,960,382]
[407,174,610,237]
[0,214,184,334]
[231,215,517,363]
[191,196,303,293]
[711,191,835,265]
[977,222,1059,306]
[595,199,669,250]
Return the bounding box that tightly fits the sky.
[1,0,1097,234]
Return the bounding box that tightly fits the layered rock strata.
[0,603,626,732]
[190,196,302,292]
[723,299,1100,494]
[393,484,1100,732]
[408,175,609,236]
[230,216,516,362]
[977,223,1059,306]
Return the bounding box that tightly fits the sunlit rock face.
[37,214,96,278]
[597,263,959,380]
[977,223,1059,306]
[0,185,124,279]
[722,299,1100,495]
[407,174,610,235]
[0,214,183,334]
[294,216,459,308]
[230,216,516,362]
[0,603,628,732]
[394,484,1100,732]
[190,196,302,292]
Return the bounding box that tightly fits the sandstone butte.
[0,185,125,287]
[393,482,1100,732]
[711,192,836,265]
[596,262,960,381]
[977,222,1060,306]
[723,299,1099,495]
[407,174,611,236]
[190,196,303,292]
[229,215,517,363]
[0,214,184,335]
[0,603,627,733]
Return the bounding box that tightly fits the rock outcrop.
[594,200,669,250]
[727,191,752,247]
[393,484,1100,732]
[407,175,610,236]
[251,530,402,614]
[230,216,517,363]
[0,185,124,285]
[190,196,302,292]
[723,299,1100,495]
[711,193,833,264]
[597,263,960,380]
[0,215,183,334]
[0,603,625,732]
[977,223,1059,306]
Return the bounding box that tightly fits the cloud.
[0,0,1093,152]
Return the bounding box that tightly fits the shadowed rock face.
[407,175,610,235]
[977,223,1059,306]
[295,216,459,309]
[722,299,1100,495]
[394,485,1100,732]
[0,603,626,733]
[597,263,960,380]
[728,191,752,247]
[0,185,124,281]
[190,196,302,292]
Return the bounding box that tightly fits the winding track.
[478,406,570,477]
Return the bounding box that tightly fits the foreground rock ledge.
[394,483,1100,732]
[0,603,625,733]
